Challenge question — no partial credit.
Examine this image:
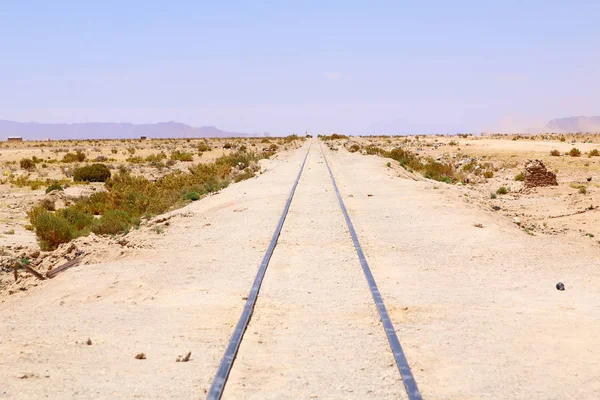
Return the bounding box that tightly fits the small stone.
[135,353,146,360]
[176,351,192,362]
[492,206,501,211]
[86,338,92,346]
[556,282,565,291]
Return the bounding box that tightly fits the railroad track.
[207,140,421,400]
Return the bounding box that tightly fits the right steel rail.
[319,141,423,400]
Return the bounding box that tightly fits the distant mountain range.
[0,120,266,140]
[546,116,600,133]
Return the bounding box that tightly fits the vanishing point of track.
[206,140,422,400]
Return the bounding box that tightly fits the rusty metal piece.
[46,259,80,279]
[17,262,46,281]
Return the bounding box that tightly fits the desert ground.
[1,135,599,399]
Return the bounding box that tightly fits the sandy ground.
[325,145,600,399]
[347,135,600,244]
[1,139,599,399]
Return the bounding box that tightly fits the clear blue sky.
[1,1,599,134]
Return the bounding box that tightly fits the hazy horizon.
[1,2,599,135]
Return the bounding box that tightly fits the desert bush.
[514,172,525,181]
[569,148,581,157]
[348,144,361,153]
[59,208,94,230]
[20,158,35,170]
[365,145,385,156]
[234,169,255,182]
[285,134,299,142]
[73,164,111,182]
[31,211,74,250]
[126,156,145,163]
[550,149,561,156]
[40,198,56,211]
[483,171,494,179]
[10,175,44,190]
[45,182,64,193]
[589,149,599,157]
[223,143,233,149]
[183,191,200,201]
[197,142,210,152]
[170,151,194,162]
[579,186,587,194]
[62,151,86,163]
[329,134,348,140]
[490,193,497,199]
[462,162,477,172]
[30,149,270,244]
[145,152,167,162]
[496,186,509,195]
[92,209,136,235]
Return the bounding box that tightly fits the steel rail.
[206,143,312,400]
[318,141,423,400]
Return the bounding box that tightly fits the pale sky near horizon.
[1,1,599,135]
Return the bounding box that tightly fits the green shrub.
[92,209,135,235]
[514,172,525,181]
[490,193,497,199]
[73,163,111,182]
[483,171,494,179]
[59,208,94,230]
[183,191,200,201]
[45,182,63,193]
[569,148,581,157]
[32,212,74,250]
[496,186,509,195]
[20,158,35,170]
